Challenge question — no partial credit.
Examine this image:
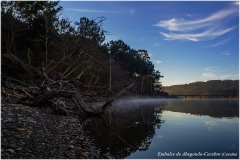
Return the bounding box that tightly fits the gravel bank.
[1,103,111,159]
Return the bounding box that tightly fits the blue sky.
[60,1,239,86]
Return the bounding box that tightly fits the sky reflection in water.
[83,99,239,159]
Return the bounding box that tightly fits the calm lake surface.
[83,99,239,159]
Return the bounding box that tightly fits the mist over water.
[83,98,239,159]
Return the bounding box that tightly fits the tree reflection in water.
[82,100,168,159]
[164,99,239,118]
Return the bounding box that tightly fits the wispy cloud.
[155,60,162,64]
[66,8,116,13]
[202,66,238,79]
[154,43,160,47]
[202,72,215,78]
[177,62,181,64]
[155,9,237,31]
[205,67,219,72]
[208,36,233,47]
[157,135,164,138]
[203,67,219,78]
[159,26,235,41]
[154,6,238,42]
[221,51,230,56]
[202,72,239,79]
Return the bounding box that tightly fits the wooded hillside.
[163,80,239,95]
[1,1,163,97]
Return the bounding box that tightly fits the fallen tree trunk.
[18,83,135,116]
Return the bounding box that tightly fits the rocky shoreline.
[1,103,112,159]
[1,85,163,159]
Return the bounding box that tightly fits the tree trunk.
[18,83,135,116]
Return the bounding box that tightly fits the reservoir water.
[83,99,239,159]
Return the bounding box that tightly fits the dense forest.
[163,80,239,95]
[1,1,163,98]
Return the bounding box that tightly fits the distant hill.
[163,80,239,95]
